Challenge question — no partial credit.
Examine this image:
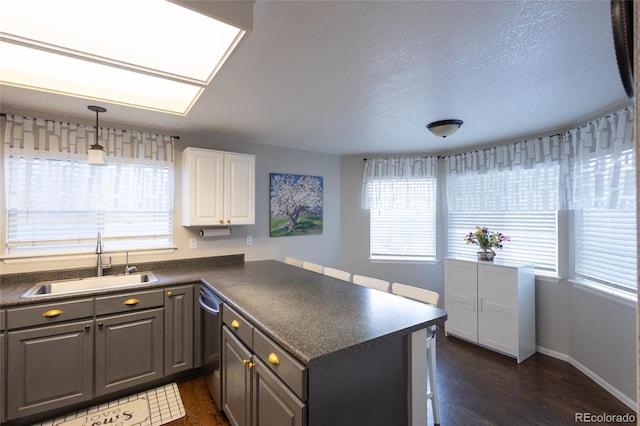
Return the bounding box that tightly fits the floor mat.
[39,383,186,426]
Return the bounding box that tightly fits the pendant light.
[87,105,108,165]
[426,119,463,138]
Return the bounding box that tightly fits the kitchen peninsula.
[200,260,447,426]
[0,258,446,426]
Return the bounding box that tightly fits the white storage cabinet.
[444,258,535,363]
[182,147,255,227]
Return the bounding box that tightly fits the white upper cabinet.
[182,147,255,226]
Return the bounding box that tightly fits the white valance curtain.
[361,156,438,211]
[444,135,564,212]
[3,114,175,165]
[567,107,635,210]
[444,106,634,213]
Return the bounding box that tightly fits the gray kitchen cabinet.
[164,285,194,375]
[0,309,5,424]
[253,358,304,426]
[222,326,253,426]
[222,304,305,426]
[6,319,94,420]
[193,284,203,368]
[95,308,164,397]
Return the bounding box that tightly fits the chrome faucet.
[96,232,111,276]
[124,249,137,275]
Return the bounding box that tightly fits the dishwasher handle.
[199,294,221,315]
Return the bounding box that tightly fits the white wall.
[340,152,637,410]
[0,112,342,275]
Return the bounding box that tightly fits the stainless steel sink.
[21,272,158,298]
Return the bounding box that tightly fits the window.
[445,138,562,274]
[569,109,636,296]
[3,115,175,257]
[362,157,437,261]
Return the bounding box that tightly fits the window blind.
[369,179,437,260]
[448,211,558,272]
[3,115,175,256]
[574,209,636,292]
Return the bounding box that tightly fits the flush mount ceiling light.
[0,0,247,115]
[426,119,464,138]
[87,105,108,166]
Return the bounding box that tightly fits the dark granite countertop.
[199,260,447,366]
[0,257,447,367]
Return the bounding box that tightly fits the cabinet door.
[95,308,164,397]
[222,326,252,426]
[253,359,304,426]
[444,259,478,341]
[164,285,194,375]
[7,320,94,420]
[478,264,518,356]
[183,147,224,226]
[0,332,5,424]
[224,153,255,225]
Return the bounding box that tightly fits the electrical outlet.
[189,238,197,249]
[246,235,253,246]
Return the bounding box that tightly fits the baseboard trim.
[536,345,637,412]
[535,346,569,362]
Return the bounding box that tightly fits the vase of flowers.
[464,226,510,261]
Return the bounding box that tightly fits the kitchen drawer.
[253,328,307,401]
[7,298,93,329]
[0,309,5,331]
[222,304,253,349]
[95,289,164,316]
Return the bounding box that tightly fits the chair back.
[352,275,390,292]
[285,257,303,267]
[391,282,439,306]
[302,261,324,273]
[323,267,351,282]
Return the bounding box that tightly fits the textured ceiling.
[0,0,630,155]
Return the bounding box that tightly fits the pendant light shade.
[87,105,108,165]
[426,119,463,138]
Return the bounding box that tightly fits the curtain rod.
[1,112,180,139]
[363,156,430,161]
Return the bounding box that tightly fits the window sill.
[534,273,562,283]
[570,279,637,307]
[368,257,439,265]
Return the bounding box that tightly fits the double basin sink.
[21,272,158,298]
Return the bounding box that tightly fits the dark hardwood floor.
[168,329,634,425]
[168,377,230,426]
[436,330,633,425]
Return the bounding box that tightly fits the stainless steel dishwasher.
[199,284,222,409]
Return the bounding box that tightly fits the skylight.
[0,0,246,115]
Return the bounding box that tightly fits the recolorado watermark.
[575,412,636,423]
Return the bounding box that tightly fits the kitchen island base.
[307,328,427,426]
